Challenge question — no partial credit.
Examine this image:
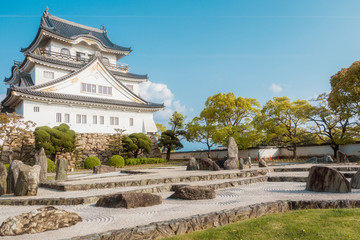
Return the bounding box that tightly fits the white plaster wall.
[49,40,117,65]
[34,65,71,85]
[279,145,334,158]
[15,101,24,115]
[339,144,360,155]
[22,100,157,134]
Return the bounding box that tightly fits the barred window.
[43,71,54,79]
[65,114,70,123]
[100,116,104,125]
[130,118,134,126]
[56,113,62,123]
[34,106,40,112]
[76,114,81,124]
[93,115,97,124]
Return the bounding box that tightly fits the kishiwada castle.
[1,8,164,134]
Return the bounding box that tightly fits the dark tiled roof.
[11,86,164,109]
[41,13,131,52]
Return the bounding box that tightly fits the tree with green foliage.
[328,60,360,119]
[108,128,125,155]
[155,123,166,140]
[34,123,75,160]
[200,92,261,149]
[158,130,183,161]
[308,93,358,157]
[122,133,152,158]
[185,116,218,157]
[169,111,186,134]
[260,96,312,159]
[0,113,35,163]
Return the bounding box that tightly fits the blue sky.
[1,0,360,150]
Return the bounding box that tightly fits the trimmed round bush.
[47,158,56,173]
[84,156,101,169]
[108,155,125,168]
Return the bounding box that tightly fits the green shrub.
[84,156,101,169]
[47,158,56,173]
[124,158,166,166]
[108,155,125,168]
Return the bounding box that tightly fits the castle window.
[130,118,134,126]
[60,48,70,57]
[76,52,85,61]
[102,57,110,65]
[100,116,104,125]
[43,71,54,79]
[110,117,119,125]
[82,115,87,124]
[126,85,134,91]
[56,113,62,123]
[34,106,39,112]
[93,115,97,124]
[76,114,81,124]
[65,114,70,123]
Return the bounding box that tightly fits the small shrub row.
[124,158,166,166]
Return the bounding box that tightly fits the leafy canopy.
[122,133,152,158]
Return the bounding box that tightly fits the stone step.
[272,166,360,172]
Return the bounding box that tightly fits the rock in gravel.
[55,158,68,181]
[93,165,117,174]
[0,206,82,236]
[6,160,23,194]
[224,157,239,170]
[33,147,47,182]
[96,192,162,208]
[306,166,351,193]
[306,156,318,164]
[14,164,41,196]
[186,157,199,170]
[169,186,216,200]
[240,157,251,170]
[245,157,252,168]
[198,158,221,171]
[259,159,268,168]
[0,164,7,196]
[227,137,238,160]
[350,169,360,189]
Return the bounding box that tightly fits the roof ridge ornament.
[44,6,49,16]
[101,24,106,32]
[94,51,102,58]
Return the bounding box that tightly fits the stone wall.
[1,132,161,168]
[72,199,360,240]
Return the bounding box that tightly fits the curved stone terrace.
[1,163,360,239]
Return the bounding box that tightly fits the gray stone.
[337,150,349,163]
[186,157,199,171]
[0,164,7,196]
[14,164,41,196]
[245,157,252,168]
[169,186,216,200]
[198,158,221,171]
[55,159,68,181]
[224,157,239,170]
[350,169,360,189]
[227,137,238,159]
[6,160,23,194]
[93,165,117,174]
[33,147,47,182]
[259,159,268,168]
[96,192,162,208]
[240,158,250,170]
[323,155,334,163]
[215,158,226,169]
[306,156,318,163]
[0,206,82,236]
[306,166,351,193]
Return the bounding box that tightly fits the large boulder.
[227,137,238,159]
[6,160,23,194]
[198,158,221,171]
[239,157,251,170]
[215,158,226,169]
[55,159,68,181]
[93,165,117,174]
[224,157,239,170]
[186,157,199,170]
[306,166,351,193]
[14,164,41,196]
[33,147,47,182]
[259,159,268,168]
[0,164,7,196]
[350,169,360,189]
[244,156,252,168]
[169,186,216,200]
[323,155,334,163]
[96,192,162,208]
[0,206,82,236]
[337,150,349,163]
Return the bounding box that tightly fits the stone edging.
[0,176,269,206]
[272,166,360,172]
[70,199,360,240]
[41,169,271,191]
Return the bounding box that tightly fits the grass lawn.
[165,208,360,240]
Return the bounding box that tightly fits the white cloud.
[139,81,186,121]
[0,93,6,102]
[269,83,283,94]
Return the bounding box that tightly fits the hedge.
[124,158,166,166]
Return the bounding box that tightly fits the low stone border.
[267,173,354,183]
[71,199,360,240]
[0,176,268,206]
[273,166,360,172]
[41,169,271,191]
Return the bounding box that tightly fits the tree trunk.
[166,148,171,161]
[207,145,211,158]
[331,144,339,159]
[292,145,297,160]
